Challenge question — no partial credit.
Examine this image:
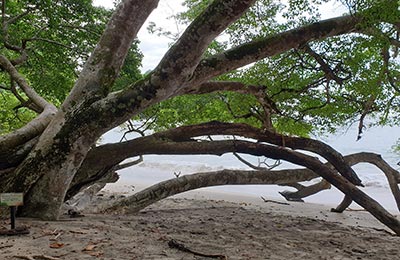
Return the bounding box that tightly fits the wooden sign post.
[0,193,29,235]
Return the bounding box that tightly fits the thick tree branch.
[62,0,159,110]
[80,122,361,186]
[91,1,256,132]
[152,0,256,88]
[0,54,57,155]
[153,122,363,185]
[94,14,364,131]
[105,168,318,213]
[188,14,361,85]
[103,139,400,235]
[180,81,264,97]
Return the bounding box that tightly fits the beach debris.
[168,239,227,259]
[33,229,61,240]
[49,242,64,249]
[82,243,97,251]
[69,229,88,234]
[173,171,181,178]
[82,242,104,257]
[260,196,290,205]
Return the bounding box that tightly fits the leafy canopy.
[138,0,400,137]
[0,0,142,134]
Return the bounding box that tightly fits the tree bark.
[105,168,319,213]
[6,0,257,220]
[6,0,160,220]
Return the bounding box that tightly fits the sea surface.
[101,125,400,211]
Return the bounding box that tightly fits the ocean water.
[101,125,400,211]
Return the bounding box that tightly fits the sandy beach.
[1,185,399,260]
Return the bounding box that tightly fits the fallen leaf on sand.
[82,244,96,251]
[49,242,64,249]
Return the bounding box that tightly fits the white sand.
[103,177,399,232]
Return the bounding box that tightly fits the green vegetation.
[0,0,142,134]
[139,0,400,138]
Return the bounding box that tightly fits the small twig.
[0,244,13,249]
[53,231,62,240]
[33,229,59,239]
[168,239,227,259]
[260,196,290,205]
[14,256,35,260]
[347,208,366,212]
[371,228,396,236]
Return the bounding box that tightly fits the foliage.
[0,91,35,133]
[138,0,400,137]
[0,0,142,134]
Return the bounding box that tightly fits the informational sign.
[0,193,24,206]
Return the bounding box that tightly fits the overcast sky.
[93,0,186,72]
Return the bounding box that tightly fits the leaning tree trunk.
[1,0,160,220]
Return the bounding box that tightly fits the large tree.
[1,0,400,235]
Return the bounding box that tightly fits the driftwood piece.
[168,239,227,259]
[279,179,331,202]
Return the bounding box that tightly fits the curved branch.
[79,124,400,212]
[103,140,400,235]
[83,121,361,186]
[279,180,331,202]
[0,55,57,155]
[345,153,400,211]
[152,122,363,185]
[233,152,280,170]
[0,55,55,111]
